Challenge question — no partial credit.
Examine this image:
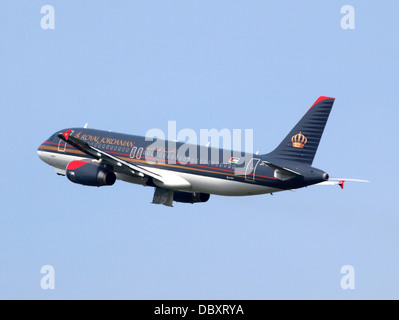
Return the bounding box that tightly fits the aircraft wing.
[58,129,191,190]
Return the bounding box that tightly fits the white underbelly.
[146,167,281,196]
[37,150,82,170]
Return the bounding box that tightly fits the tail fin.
[265,96,335,166]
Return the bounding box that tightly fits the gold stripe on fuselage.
[38,144,277,184]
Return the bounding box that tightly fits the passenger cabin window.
[137,147,144,159]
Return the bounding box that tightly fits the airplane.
[37,96,368,206]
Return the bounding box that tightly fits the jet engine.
[173,191,210,204]
[66,160,116,187]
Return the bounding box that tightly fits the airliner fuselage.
[38,97,335,206]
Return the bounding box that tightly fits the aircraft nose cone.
[37,143,50,164]
[37,149,43,159]
[37,145,45,161]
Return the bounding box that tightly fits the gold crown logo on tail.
[291,132,308,149]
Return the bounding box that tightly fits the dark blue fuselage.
[38,128,327,193]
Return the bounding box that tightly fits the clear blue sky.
[1,1,398,299]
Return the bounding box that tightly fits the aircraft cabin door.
[245,158,261,181]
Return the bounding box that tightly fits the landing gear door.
[245,158,260,181]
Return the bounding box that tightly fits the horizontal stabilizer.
[263,160,302,181]
[317,178,370,189]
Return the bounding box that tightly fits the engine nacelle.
[173,191,210,204]
[66,161,116,187]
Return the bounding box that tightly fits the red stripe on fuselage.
[42,141,279,181]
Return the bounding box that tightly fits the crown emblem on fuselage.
[291,131,308,149]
